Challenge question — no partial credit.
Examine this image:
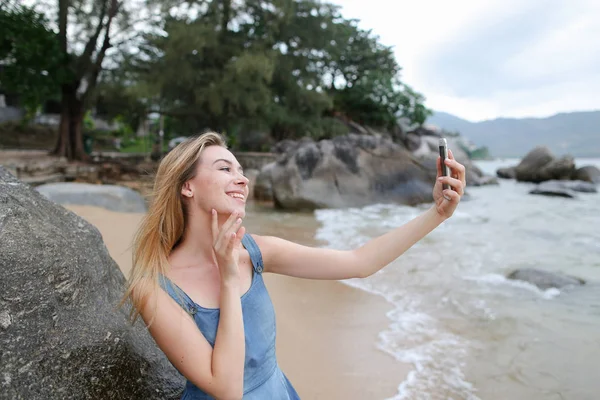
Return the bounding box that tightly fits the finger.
[235,226,246,244]
[443,189,461,202]
[228,217,243,238]
[225,228,239,254]
[436,156,442,178]
[448,149,455,160]
[438,176,464,195]
[445,157,466,185]
[217,212,240,243]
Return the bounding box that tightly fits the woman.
[120,131,466,400]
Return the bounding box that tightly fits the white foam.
[463,273,561,299]
[315,205,481,400]
[344,278,481,400]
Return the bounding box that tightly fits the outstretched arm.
[258,151,466,280]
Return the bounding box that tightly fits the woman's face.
[183,145,249,218]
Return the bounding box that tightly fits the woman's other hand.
[433,149,466,219]
[211,210,245,282]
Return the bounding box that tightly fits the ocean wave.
[314,205,480,400]
[462,273,561,299]
[342,278,480,400]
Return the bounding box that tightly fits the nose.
[235,172,249,186]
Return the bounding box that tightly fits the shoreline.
[66,203,410,399]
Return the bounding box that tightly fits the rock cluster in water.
[496,146,600,198]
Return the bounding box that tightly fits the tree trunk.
[51,86,87,161]
[69,102,86,160]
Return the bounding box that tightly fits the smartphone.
[439,138,450,190]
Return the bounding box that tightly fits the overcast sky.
[331,0,600,121]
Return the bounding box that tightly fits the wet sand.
[66,204,409,399]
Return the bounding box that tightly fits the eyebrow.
[212,158,244,171]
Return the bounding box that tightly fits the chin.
[236,206,246,218]
[216,204,246,217]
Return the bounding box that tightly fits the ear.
[181,182,193,198]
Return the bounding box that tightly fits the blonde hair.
[119,131,227,324]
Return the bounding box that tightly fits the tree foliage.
[5,0,432,154]
[127,0,431,145]
[0,2,66,116]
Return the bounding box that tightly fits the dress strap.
[241,234,265,274]
[158,274,197,316]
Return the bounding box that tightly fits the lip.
[226,191,246,203]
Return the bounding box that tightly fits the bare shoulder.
[247,233,288,264]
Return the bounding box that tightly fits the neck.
[171,208,221,268]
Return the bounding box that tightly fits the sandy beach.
[66,204,409,399]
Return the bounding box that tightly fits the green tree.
[0,2,66,119]
[124,0,432,146]
[23,0,158,160]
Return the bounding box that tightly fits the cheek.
[193,177,222,201]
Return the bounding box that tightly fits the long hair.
[118,132,227,325]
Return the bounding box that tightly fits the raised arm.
[259,152,466,280]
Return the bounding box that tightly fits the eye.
[220,167,231,172]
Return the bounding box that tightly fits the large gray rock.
[260,134,436,210]
[0,167,184,399]
[542,180,597,193]
[573,165,600,184]
[36,182,147,213]
[529,187,576,198]
[253,162,276,202]
[529,180,597,198]
[411,135,496,187]
[497,166,517,179]
[515,146,576,183]
[507,268,585,290]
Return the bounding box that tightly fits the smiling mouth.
[227,193,246,203]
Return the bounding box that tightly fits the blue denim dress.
[159,234,301,400]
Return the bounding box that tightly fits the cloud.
[332,0,600,121]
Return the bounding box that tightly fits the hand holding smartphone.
[439,138,450,191]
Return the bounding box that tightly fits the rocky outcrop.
[411,134,496,187]
[253,162,276,202]
[514,146,576,182]
[260,134,436,210]
[0,167,184,399]
[496,146,596,184]
[573,165,600,184]
[507,268,585,290]
[529,180,597,198]
[36,182,148,213]
[255,127,499,209]
[497,166,517,179]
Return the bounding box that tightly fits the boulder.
[541,180,597,193]
[529,187,577,198]
[573,165,600,184]
[36,182,147,213]
[507,268,585,290]
[253,162,276,202]
[515,146,576,183]
[261,134,436,210]
[529,180,597,198]
[497,166,517,179]
[0,167,184,399]
[415,135,496,186]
